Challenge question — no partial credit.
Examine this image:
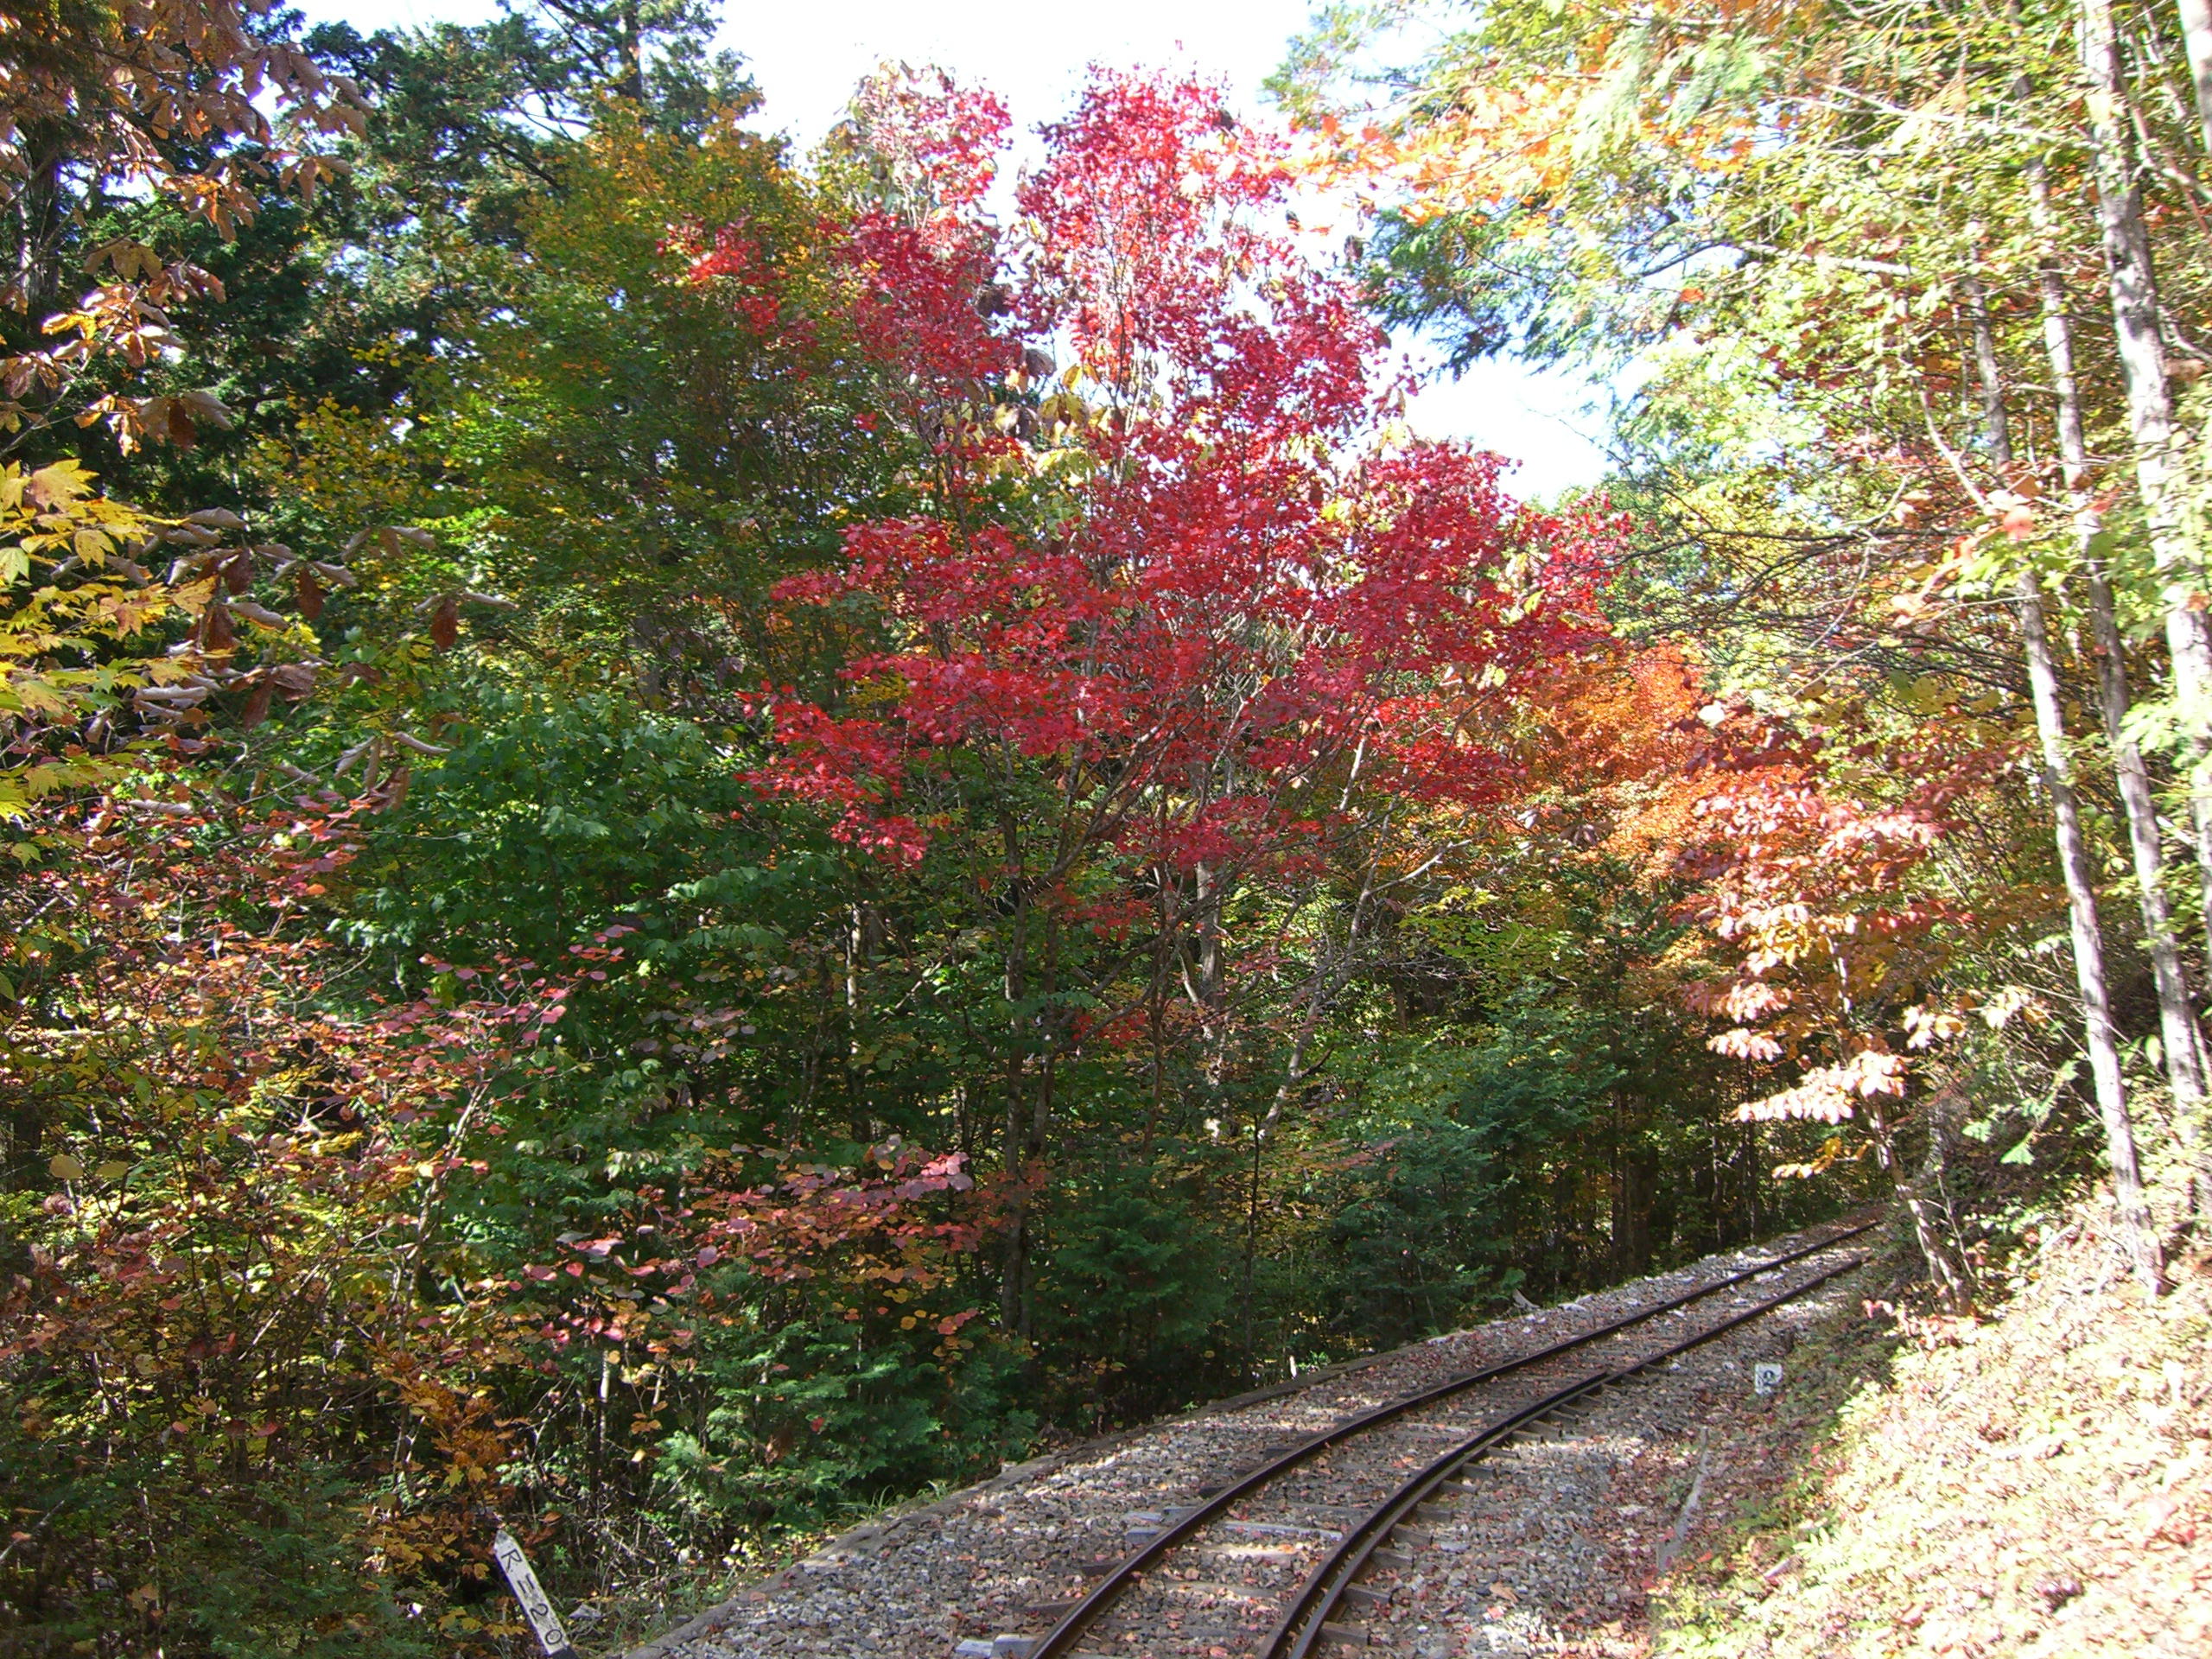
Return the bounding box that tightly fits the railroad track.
[1015,1220,1875,1659]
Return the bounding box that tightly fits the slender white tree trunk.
[2082,0,2212,971]
[2026,162,2209,1133]
[2176,0,2212,155]
[2018,577,2171,1295]
[1965,257,2168,1295]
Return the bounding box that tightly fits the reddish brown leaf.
[429,595,459,652]
[269,662,317,699]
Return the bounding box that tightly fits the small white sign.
[1753,1362,1784,1396]
[493,1530,576,1658]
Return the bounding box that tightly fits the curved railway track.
[1024,1220,1874,1659]
[625,1217,1880,1659]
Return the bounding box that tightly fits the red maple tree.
[689,70,1626,1322]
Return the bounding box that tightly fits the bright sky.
[304,0,1614,497]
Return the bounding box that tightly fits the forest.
[2,0,2209,1651]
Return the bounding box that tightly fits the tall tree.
[1964,246,2164,1293]
[747,69,1616,1330]
[2080,0,2212,970]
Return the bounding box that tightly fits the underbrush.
[1655,1197,2212,1657]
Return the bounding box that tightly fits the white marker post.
[492,1530,579,1659]
[1752,1361,1783,1396]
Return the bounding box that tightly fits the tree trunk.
[1919,1084,1978,1287]
[17,145,68,327]
[998,885,1031,1332]
[2018,576,2170,1294]
[2082,0,2212,969]
[2176,0,2212,155]
[1867,1102,1975,1313]
[1967,255,2169,1294]
[1141,903,1172,1155]
[2026,159,2209,1138]
[1241,1103,1270,1376]
[1019,914,1064,1339]
[1612,1143,1657,1274]
[620,0,646,101]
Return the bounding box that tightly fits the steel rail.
[1259,1251,1872,1659]
[1029,1218,1878,1659]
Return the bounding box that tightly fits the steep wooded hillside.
[1657,1205,2210,1657]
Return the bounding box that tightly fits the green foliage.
[340,687,765,965]
[8,1469,438,1659]
[1329,1012,1615,1335]
[1034,1165,1237,1422]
